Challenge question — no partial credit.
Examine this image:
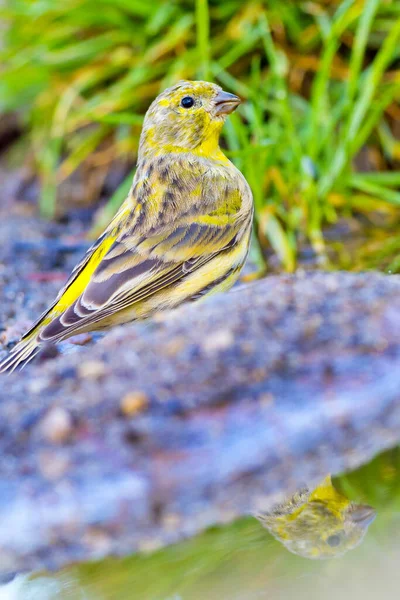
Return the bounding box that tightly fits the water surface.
[6,445,400,600]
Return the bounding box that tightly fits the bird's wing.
[36,211,246,342]
[19,202,130,342]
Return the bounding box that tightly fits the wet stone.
[39,407,73,444]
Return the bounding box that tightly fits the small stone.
[40,407,73,444]
[201,329,234,354]
[78,360,105,380]
[120,391,149,417]
[69,333,93,346]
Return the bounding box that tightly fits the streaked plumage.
[0,80,253,372]
[257,475,376,559]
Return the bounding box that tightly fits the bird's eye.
[326,534,341,547]
[181,96,195,109]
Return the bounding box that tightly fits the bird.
[0,80,253,373]
[256,475,376,559]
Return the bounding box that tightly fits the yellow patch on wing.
[52,235,117,315]
[193,215,231,227]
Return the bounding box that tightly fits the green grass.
[0,0,399,270]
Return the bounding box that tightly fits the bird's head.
[257,476,376,560]
[139,80,241,158]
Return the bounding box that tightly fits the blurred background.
[0,0,399,273]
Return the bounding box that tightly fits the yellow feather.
[257,476,375,559]
[0,80,253,372]
[53,236,117,314]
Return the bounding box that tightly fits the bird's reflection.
[256,475,376,559]
[0,476,377,598]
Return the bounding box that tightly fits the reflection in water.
[0,471,382,599]
[257,475,375,559]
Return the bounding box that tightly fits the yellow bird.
[257,475,376,559]
[0,81,253,372]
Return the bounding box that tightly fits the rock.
[0,271,399,575]
[2,211,400,575]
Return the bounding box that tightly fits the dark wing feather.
[20,231,110,341]
[38,219,240,342]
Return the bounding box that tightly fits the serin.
[0,80,253,373]
[257,475,375,559]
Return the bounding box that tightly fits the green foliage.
[0,0,400,270]
[337,445,400,514]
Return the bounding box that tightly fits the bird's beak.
[350,505,376,527]
[214,90,241,115]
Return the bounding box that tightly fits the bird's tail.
[0,335,41,374]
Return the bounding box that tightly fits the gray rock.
[1,265,400,573]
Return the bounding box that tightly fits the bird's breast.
[134,152,253,225]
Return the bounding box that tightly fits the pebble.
[201,328,234,354]
[40,407,73,444]
[120,391,149,417]
[78,360,106,380]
